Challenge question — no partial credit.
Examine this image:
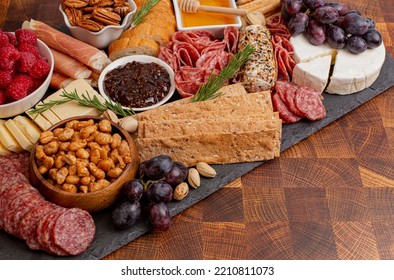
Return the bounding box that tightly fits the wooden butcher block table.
[1,0,393,260]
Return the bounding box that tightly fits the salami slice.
[284,84,304,117]
[294,87,327,121]
[0,171,30,196]
[272,92,302,123]
[53,208,95,256]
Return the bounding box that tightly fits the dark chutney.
[103,61,171,108]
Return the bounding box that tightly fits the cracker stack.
[133,84,282,166]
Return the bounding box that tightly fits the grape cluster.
[281,0,383,53]
[111,155,188,231]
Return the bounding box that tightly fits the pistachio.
[187,168,200,189]
[118,116,138,133]
[173,182,189,201]
[102,109,119,124]
[196,162,217,178]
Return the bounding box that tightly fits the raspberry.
[28,58,50,79]
[0,32,8,46]
[18,43,41,58]
[0,57,16,71]
[15,29,37,45]
[5,32,16,45]
[5,74,33,101]
[0,70,14,89]
[1,44,20,61]
[29,78,44,94]
[17,52,37,73]
[0,90,7,105]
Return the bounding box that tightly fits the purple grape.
[140,155,173,180]
[303,0,325,10]
[149,202,171,231]
[121,179,144,202]
[363,30,382,48]
[314,6,339,24]
[342,13,369,36]
[112,200,141,230]
[334,16,345,28]
[346,36,367,54]
[286,0,303,14]
[343,9,361,16]
[165,161,188,187]
[365,18,376,30]
[324,2,349,15]
[327,25,346,49]
[288,12,309,35]
[281,4,292,22]
[306,20,327,45]
[146,181,173,203]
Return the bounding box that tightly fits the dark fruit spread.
[103,61,171,108]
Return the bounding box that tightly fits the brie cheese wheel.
[326,43,386,95]
[292,55,331,93]
[290,34,386,95]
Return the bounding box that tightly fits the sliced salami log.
[294,87,327,121]
[53,208,95,256]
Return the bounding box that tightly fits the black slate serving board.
[1,54,393,260]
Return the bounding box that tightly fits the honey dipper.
[179,0,247,16]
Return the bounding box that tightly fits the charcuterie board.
[1,53,393,260]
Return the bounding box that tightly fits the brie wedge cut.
[292,55,331,93]
[290,34,336,64]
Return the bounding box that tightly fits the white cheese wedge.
[35,101,62,125]
[43,79,103,120]
[0,140,11,156]
[326,43,386,95]
[0,120,24,153]
[12,115,42,144]
[26,109,52,131]
[292,55,331,93]
[290,34,337,63]
[4,119,34,152]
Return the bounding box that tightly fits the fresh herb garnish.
[131,0,160,27]
[191,44,255,102]
[29,88,135,118]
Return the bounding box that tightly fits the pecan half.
[77,18,105,31]
[63,0,89,9]
[92,7,121,25]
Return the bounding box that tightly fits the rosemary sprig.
[131,0,160,27]
[191,44,255,102]
[29,88,135,118]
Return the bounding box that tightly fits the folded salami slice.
[272,92,302,124]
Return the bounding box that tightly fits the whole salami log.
[237,24,277,92]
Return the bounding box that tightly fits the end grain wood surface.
[1,0,393,260]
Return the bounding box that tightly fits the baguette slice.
[120,23,171,46]
[109,37,160,61]
[136,127,281,167]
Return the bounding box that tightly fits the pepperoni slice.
[294,87,327,121]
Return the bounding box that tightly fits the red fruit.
[0,90,7,104]
[28,58,50,79]
[17,52,37,73]
[17,43,41,58]
[1,44,20,61]
[15,29,37,45]
[0,57,16,71]
[0,32,8,46]
[29,78,44,94]
[5,32,16,45]
[0,70,14,89]
[5,74,33,101]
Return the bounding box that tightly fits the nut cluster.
[61,0,132,32]
[35,118,132,194]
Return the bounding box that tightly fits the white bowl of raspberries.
[0,28,54,118]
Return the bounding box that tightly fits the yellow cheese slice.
[43,79,103,120]
[4,119,34,152]
[26,109,52,131]
[12,115,42,144]
[0,140,11,156]
[0,120,24,153]
[36,101,61,125]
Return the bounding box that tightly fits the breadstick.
[238,0,279,13]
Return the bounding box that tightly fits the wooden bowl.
[29,116,140,213]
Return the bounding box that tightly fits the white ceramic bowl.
[98,55,176,112]
[59,0,137,49]
[173,0,242,38]
[0,38,54,119]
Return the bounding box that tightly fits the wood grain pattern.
[1,0,393,260]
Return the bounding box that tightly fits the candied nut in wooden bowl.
[29,116,140,213]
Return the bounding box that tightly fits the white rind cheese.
[291,34,386,95]
[326,43,386,95]
[292,55,331,93]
